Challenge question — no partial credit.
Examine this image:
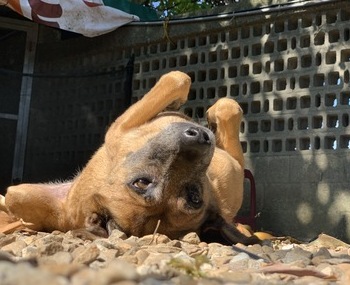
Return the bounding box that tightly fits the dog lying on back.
[3,71,259,244]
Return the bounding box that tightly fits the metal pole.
[11,23,38,183]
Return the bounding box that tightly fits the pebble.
[72,244,100,265]
[180,232,201,245]
[0,230,348,284]
[282,247,313,266]
[2,240,27,256]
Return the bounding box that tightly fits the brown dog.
[3,71,259,244]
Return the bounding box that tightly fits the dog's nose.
[183,127,211,146]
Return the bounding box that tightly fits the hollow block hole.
[261,120,271,132]
[286,139,296,151]
[300,137,311,150]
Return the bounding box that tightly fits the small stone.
[34,234,64,247]
[62,238,84,253]
[70,267,97,285]
[281,244,294,250]
[208,243,235,259]
[90,248,119,269]
[142,252,173,267]
[41,263,83,278]
[21,235,39,246]
[73,244,100,265]
[40,251,73,265]
[211,256,232,267]
[0,261,69,285]
[198,242,208,248]
[229,252,250,263]
[109,229,127,241]
[314,247,332,258]
[93,238,117,250]
[318,265,334,276]
[125,236,139,246]
[312,247,332,265]
[181,243,207,257]
[216,270,252,283]
[267,249,288,262]
[1,240,27,256]
[118,254,138,264]
[282,247,312,266]
[138,234,171,245]
[0,250,15,262]
[95,260,139,283]
[147,244,181,254]
[0,235,16,247]
[293,276,329,285]
[309,233,350,249]
[113,240,135,255]
[39,241,64,256]
[135,249,150,265]
[180,232,201,244]
[167,240,182,248]
[248,244,264,255]
[228,252,253,270]
[22,246,39,259]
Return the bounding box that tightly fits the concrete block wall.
[128,1,350,241]
[23,0,350,241]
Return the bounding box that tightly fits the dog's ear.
[5,183,70,231]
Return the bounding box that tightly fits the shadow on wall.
[237,11,350,241]
[170,6,350,242]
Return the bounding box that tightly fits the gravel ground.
[0,229,349,285]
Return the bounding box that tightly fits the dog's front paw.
[160,71,191,89]
[158,71,191,108]
[83,213,109,238]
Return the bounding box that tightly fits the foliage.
[131,0,232,18]
[168,255,210,277]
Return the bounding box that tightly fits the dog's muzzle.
[182,126,211,146]
[178,125,214,160]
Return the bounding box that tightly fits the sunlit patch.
[296,202,313,225]
[328,192,350,223]
[315,152,328,171]
[317,183,330,205]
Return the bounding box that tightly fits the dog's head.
[91,113,216,239]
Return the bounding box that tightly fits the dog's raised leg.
[206,98,244,168]
[205,98,261,245]
[105,71,191,149]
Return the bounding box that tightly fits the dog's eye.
[132,178,152,191]
[185,184,203,209]
[189,192,201,204]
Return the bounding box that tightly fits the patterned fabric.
[2,0,141,37]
